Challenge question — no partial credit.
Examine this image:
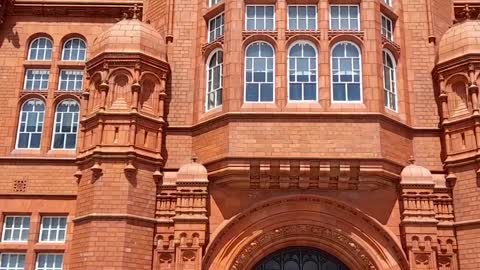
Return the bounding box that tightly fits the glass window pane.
[290,83,302,100]
[260,83,273,102]
[246,83,259,102]
[304,83,316,100]
[333,83,346,101]
[347,83,361,101]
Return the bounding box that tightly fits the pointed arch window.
[28,37,53,61]
[62,38,86,61]
[52,100,80,149]
[245,42,274,103]
[331,42,362,102]
[206,50,223,110]
[16,99,45,149]
[383,50,397,111]
[288,41,317,101]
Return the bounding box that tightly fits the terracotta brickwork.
[0,0,479,270]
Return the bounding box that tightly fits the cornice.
[433,54,480,75]
[166,112,441,135]
[11,0,142,18]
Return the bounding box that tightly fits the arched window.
[245,42,274,102]
[28,37,53,61]
[52,100,80,149]
[383,50,397,111]
[16,99,45,149]
[206,50,223,110]
[288,41,317,101]
[331,42,362,102]
[62,38,86,61]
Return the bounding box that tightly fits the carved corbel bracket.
[90,161,103,183]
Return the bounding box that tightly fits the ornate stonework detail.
[203,196,409,270]
[242,31,278,41]
[285,30,321,42]
[0,0,14,25]
[248,161,360,190]
[328,30,365,40]
[159,252,173,264]
[231,224,377,270]
[454,4,480,22]
[181,250,196,262]
[414,253,430,266]
[13,179,27,192]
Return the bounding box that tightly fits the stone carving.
[13,178,27,192]
[182,250,196,262]
[437,256,451,270]
[414,253,430,265]
[203,196,408,270]
[231,224,377,270]
[159,253,173,264]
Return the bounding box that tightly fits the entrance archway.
[253,246,350,270]
[203,195,409,270]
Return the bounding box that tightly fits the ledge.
[166,112,441,134]
[73,213,158,224]
[454,218,480,228]
[203,1,224,21]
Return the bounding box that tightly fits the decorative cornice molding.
[167,112,441,135]
[73,213,158,224]
[11,0,142,19]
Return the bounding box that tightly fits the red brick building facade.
[0,0,479,269]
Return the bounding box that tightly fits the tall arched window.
[331,42,362,102]
[206,50,223,110]
[62,38,87,61]
[16,99,45,149]
[383,50,397,111]
[245,42,274,102]
[28,37,53,61]
[288,41,317,101]
[52,100,80,149]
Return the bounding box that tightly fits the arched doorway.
[253,247,349,270]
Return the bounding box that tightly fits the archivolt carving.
[231,224,377,270]
[203,195,409,270]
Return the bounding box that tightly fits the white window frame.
[39,217,67,242]
[51,101,80,150]
[58,70,83,92]
[24,69,50,91]
[61,38,86,61]
[1,216,30,243]
[245,5,276,31]
[381,14,394,41]
[35,254,63,270]
[330,41,363,103]
[205,49,223,111]
[0,253,26,270]
[244,41,275,103]
[329,5,360,31]
[209,0,222,7]
[16,99,45,150]
[208,13,225,43]
[383,50,397,112]
[287,41,318,102]
[287,5,317,31]
[28,37,53,61]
